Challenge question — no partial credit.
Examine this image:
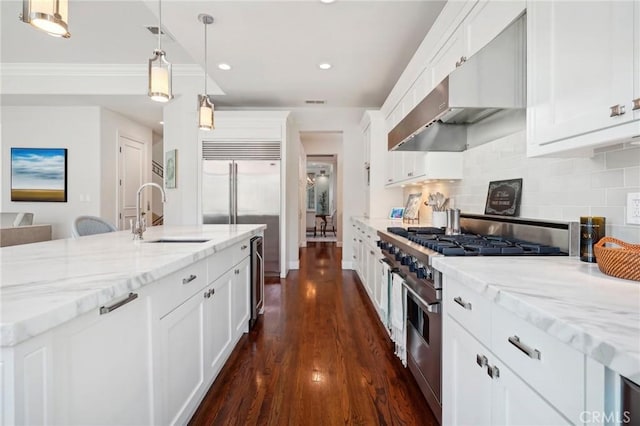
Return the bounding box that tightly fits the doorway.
[306,155,337,243]
[118,135,147,230]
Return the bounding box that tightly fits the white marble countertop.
[432,256,640,382]
[351,216,418,233]
[0,224,265,347]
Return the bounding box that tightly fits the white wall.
[99,108,153,227]
[1,107,101,239]
[290,107,366,268]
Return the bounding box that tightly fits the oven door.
[405,281,442,412]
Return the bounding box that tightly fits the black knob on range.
[417,267,427,279]
[401,255,412,266]
[409,261,417,272]
[395,251,403,261]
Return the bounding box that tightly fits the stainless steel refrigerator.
[202,159,280,276]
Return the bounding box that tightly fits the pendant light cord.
[158,0,162,51]
[204,20,208,93]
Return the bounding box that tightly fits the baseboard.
[336,241,343,248]
[300,241,307,248]
[288,261,299,270]
[341,260,354,270]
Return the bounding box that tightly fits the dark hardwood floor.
[189,242,438,425]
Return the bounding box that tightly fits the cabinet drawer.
[155,259,207,317]
[444,276,491,345]
[208,240,251,284]
[491,304,584,421]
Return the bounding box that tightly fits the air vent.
[305,100,326,105]
[146,26,174,42]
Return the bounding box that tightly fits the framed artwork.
[11,148,67,202]
[403,192,422,220]
[389,207,405,219]
[165,149,177,189]
[484,178,523,216]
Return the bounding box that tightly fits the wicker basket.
[594,237,640,282]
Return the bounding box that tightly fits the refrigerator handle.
[228,162,234,225]
[233,162,238,224]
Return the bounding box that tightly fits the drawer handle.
[182,274,197,285]
[487,365,500,379]
[633,98,640,111]
[476,354,488,368]
[508,335,541,360]
[204,288,215,299]
[100,293,138,315]
[241,245,248,250]
[453,296,472,310]
[370,251,375,255]
[610,104,626,117]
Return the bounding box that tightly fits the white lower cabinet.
[53,291,154,426]
[443,275,593,425]
[445,318,569,426]
[158,288,206,426]
[1,238,255,426]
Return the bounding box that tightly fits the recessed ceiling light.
[318,63,332,70]
[218,63,231,71]
[159,121,164,125]
[320,0,336,3]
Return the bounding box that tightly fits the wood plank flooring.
[189,242,438,426]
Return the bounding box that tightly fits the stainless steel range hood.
[388,15,526,152]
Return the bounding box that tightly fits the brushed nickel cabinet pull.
[632,98,640,111]
[100,293,138,315]
[455,56,467,67]
[508,335,541,360]
[182,274,197,285]
[610,104,626,117]
[453,296,472,310]
[487,365,500,379]
[241,245,248,250]
[476,354,488,368]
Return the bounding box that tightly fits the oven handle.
[403,282,440,314]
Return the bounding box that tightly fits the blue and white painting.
[11,148,67,202]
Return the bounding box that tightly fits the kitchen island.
[1,224,265,426]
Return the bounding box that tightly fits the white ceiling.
[1,0,446,131]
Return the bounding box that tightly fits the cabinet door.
[430,25,466,88]
[635,1,640,121]
[204,268,233,380]
[53,293,154,426]
[527,1,635,146]
[491,359,570,425]
[158,291,205,426]
[443,318,492,426]
[231,257,251,337]
[464,0,525,59]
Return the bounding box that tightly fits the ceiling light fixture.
[20,0,70,38]
[318,63,332,70]
[218,63,231,71]
[320,0,336,3]
[197,14,215,131]
[148,0,172,103]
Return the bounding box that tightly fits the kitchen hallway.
[189,242,437,425]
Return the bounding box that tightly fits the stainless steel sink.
[146,238,211,243]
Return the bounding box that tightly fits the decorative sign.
[484,178,522,216]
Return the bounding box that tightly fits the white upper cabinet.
[385,152,463,187]
[463,0,525,59]
[527,0,640,156]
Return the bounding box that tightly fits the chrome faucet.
[132,182,167,240]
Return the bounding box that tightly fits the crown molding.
[0,63,203,77]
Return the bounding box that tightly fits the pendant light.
[148,0,172,102]
[197,14,214,131]
[20,0,70,38]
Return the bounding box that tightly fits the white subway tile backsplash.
[403,132,639,241]
[605,147,640,169]
[625,167,640,187]
[590,169,625,189]
[607,187,640,206]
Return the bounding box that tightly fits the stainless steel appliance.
[377,214,579,423]
[388,15,526,153]
[250,236,264,329]
[623,377,640,425]
[202,141,280,276]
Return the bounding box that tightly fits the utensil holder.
[432,211,447,228]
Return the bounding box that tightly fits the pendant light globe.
[148,0,172,102]
[21,0,70,38]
